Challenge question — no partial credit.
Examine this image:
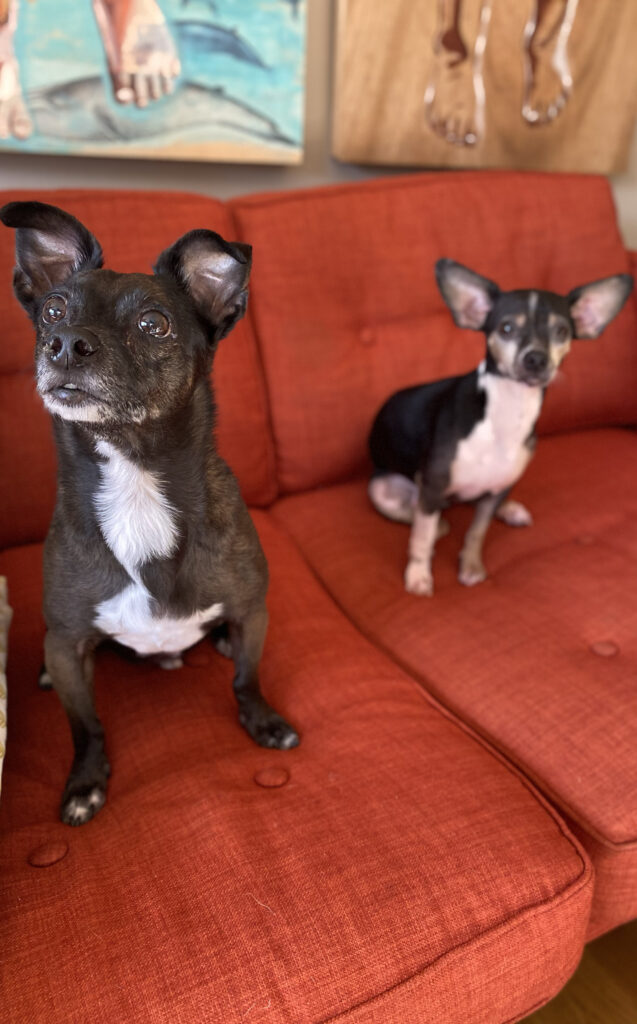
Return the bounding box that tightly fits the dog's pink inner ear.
[182,240,249,322]
[570,293,602,339]
[448,282,492,329]
[569,278,629,339]
[18,226,101,299]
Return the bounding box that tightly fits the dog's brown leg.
[228,605,299,751]
[458,491,504,586]
[44,630,110,826]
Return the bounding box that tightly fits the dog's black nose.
[522,349,548,374]
[45,326,100,367]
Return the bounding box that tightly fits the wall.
[1,0,636,248]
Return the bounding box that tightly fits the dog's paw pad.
[241,711,300,751]
[498,500,533,527]
[61,785,106,827]
[404,562,434,597]
[459,561,487,587]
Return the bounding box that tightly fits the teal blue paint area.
[2,0,306,159]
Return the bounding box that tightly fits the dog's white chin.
[42,393,108,424]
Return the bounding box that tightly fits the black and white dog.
[369,259,633,596]
[1,201,299,826]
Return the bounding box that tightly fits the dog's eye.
[42,295,67,324]
[138,310,171,338]
[499,320,515,336]
[554,323,569,343]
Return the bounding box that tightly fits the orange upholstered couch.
[1,173,636,1023]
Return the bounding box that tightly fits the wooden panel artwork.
[332,0,637,172]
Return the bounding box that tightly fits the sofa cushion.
[231,172,637,495]
[0,515,592,1024]
[272,427,637,938]
[0,189,277,549]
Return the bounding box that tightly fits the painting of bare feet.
[333,0,637,172]
[0,0,305,163]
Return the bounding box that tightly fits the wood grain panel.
[332,0,637,172]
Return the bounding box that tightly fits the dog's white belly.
[94,583,224,656]
[447,375,541,501]
[448,429,533,500]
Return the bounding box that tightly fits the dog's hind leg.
[210,621,232,659]
[38,663,53,690]
[44,630,110,826]
[369,475,450,538]
[496,499,533,527]
[368,474,418,523]
[229,605,299,751]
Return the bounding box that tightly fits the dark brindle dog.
[1,201,299,826]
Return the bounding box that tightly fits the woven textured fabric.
[231,172,637,495]
[0,189,277,549]
[272,427,637,936]
[569,823,637,941]
[0,515,591,1024]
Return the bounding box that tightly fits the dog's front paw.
[240,704,300,751]
[404,560,434,597]
[61,783,108,827]
[61,753,111,826]
[458,556,487,587]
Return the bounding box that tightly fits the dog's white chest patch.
[448,374,541,501]
[94,584,224,656]
[92,441,223,656]
[93,440,178,580]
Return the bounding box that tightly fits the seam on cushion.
[226,258,293,500]
[501,968,581,1024]
[229,170,608,215]
[318,857,591,1024]
[269,490,637,853]
[260,512,592,877]
[224,203,280,507]
[0,188,226,208]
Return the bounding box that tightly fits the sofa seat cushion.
[272,428,637,939]
[0,190,277,551]
[0,515,591,1024]
[231,172,637,495]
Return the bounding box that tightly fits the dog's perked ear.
[435,259,500,330]
[568,274,633,339]
[0,201,103,316]
[154,229,252,344]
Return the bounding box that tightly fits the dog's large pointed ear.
[568,274,633,339]
[154,229,252,344]
[0,201,103,316]
[435,259,500,330]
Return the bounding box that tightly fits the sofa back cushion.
[0,190,277,549]
[231,172,637,495]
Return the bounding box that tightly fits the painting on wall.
[333,0,637,173]
[0,0,305,164]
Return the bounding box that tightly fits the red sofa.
[1,173,636,1023]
